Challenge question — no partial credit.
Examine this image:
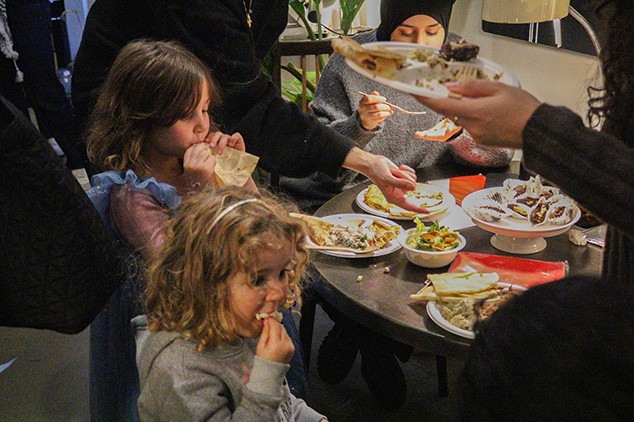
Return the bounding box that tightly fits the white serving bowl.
[397,228,466,268]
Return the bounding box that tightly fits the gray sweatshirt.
[279,30,513,211]
[134,317,324,421]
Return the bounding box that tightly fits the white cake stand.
[462,188,581,255]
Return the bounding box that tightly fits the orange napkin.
[449,174,486,206]
[449,252,568,288]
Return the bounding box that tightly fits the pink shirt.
[109,183,169,258]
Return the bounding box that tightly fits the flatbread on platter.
[364,184,447,218]
[410,272,500,302]
[290,213,399,252]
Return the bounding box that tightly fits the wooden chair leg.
[299,292,318,371]
[436,354,449,397]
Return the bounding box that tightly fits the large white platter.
[461,187,581,254]
[306,213,402,258]
[345,42,520,99]
[356,183,455,221]
[426,282,525,339]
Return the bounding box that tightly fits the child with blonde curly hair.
[134,186,326,421]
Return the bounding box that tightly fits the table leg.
[436,354,449,397]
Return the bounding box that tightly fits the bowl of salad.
[397,218,466,268]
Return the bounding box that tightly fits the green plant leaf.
[340,0,366,35]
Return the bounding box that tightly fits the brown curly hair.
[588,0,634,145]
[86,39,222,171]
[144,186,310,350]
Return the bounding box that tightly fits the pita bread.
[332,37,408,79]
[415,118,462,142]
[209,146,259,187]
[410,272,500,302]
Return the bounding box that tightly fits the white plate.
[345,42,520,99]
[307,213,402,258]
[426,282,526,339]
[356,183,455,221]
[461,187,581,239]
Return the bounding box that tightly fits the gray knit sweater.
[135,317,324,421]
[279,30,513,211]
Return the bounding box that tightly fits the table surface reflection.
[311,178,603,357]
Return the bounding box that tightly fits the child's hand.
[358,91,393,131]
[183,143,217,186]
[207,131,246,154]
[256,318,295,365]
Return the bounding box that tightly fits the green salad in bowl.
[406,218,461,252]
[398,218,465,268]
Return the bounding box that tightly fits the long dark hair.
[588,1,634,145]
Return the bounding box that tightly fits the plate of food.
[332,37,519,99]
[356,183,455,220]
[290,213,402,258]
[461,176,581,254]
[410,271,525,339]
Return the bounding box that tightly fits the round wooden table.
[303,176,603,395]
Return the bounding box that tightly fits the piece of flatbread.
[290,212,399,251]
[255,311,283,322]
[415,118,462,142]
[429,272,499,296]
[332,37,408,79]
[410,272,500,301]
[364,184,446,217]
[209,146,259,187]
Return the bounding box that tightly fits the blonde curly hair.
[145,186,309,350]
[86,39,221,172]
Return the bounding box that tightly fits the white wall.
[449,0,601,118]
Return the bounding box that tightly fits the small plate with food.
[356,183,455,220]
[332,38,519,99]
[410,271,525,339]
[291,213,402,258]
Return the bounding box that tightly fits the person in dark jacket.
[417,0,634,288]
[460,276,634,420]
[72,0,423,212]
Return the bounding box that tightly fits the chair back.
[272,38,334,113]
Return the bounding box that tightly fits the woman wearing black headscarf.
[376,0,453,44]
[279,0,512,411]
[279,0,512,213]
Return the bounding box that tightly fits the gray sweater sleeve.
[310,53,380,148]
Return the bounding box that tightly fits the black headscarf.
[376,0,455,42]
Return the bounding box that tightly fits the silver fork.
[358,91,427,115]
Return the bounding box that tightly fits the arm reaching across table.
[343,147,429,214]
